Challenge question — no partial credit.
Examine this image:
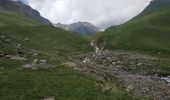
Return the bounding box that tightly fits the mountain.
[0,0,51,25]
[55,22,100,36]
[94,6,170,54]
[136,0,170,18]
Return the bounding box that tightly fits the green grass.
[0,25,92,58]
[0,12,140,99]
[0,58,139,100]
[0,7,153,99]
[0,12,41,26]
[95,7,170,54]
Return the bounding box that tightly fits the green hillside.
[0,12,41,26]
[0,10,139,100]
[95,7,170,54]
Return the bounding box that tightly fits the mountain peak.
[55,22,99,36]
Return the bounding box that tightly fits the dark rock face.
[0,0,52,25]
[55,22,100,36]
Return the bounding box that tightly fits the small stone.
[44,96,55,100]
[1,35,5,39]
[62,62,76,67]
[137,63,143,67]
[10,56,26,61]
[158,52,162,55]
[126,85,133,92]
[96,77,105,84]
[5,55,12,58]
[39,60,47,63]
[33,59,38,64]
[103,84,113,91]
[24,38,29,41]
[32,52,39,56]
[0,67,4,70]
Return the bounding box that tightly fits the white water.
[90,42,99,53]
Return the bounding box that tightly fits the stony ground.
[71,50,170,100]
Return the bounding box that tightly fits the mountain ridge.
[0,0,51,25]
[55,22,100,36]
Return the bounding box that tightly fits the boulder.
[10,56,26,61]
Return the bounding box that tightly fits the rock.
[32,52,39,56]
[137,63,143,67]
[39,60,47,63]
[126,85,133,92]
[96,77,105,84]
[5,55,12,58]
[158,52,162,55]
[33,59,38,64]
[83,58,90,63]
[1,35,5,39]
[0,67,4,70]
[44,96,55,100]
[23,59,54,70]
[15,43,21,48]
[103,84,113,91]
[62,62,76,67]
[10,56,26,61]
[24,37,29,41]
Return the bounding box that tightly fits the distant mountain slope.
[55,22,100,36]
[0,0,51,25]
[94,7,170,54]
[136,0,170,18]
[0,12,41,26]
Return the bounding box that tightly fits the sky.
[18,0,152,29]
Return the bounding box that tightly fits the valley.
[0,0,170,100]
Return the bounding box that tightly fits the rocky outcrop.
[0,0,51,25]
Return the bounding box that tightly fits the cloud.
[21,0,152,29]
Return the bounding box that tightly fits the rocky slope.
[0,0,51,24]
[75,50,170,100]
[55,22,99,36]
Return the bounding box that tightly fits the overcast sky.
[19,0,152,29]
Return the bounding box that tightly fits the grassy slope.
[0,12,41,26]
[94,7,170,74]
[95,7,170,54]
[0,12,139,99]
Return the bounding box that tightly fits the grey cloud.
[22,0,152,29]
